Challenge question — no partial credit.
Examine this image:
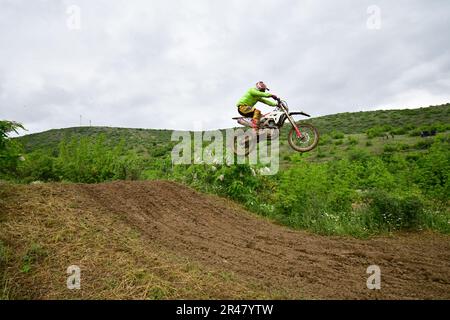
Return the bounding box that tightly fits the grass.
[0,240,10,300]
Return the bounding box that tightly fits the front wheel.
[288,123,319,152]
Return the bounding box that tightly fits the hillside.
[305,103,450,134]
[1,181,449,299]
[16,103,450,155]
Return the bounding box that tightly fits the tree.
[0,120,25,176]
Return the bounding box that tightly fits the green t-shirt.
[236,87,277,107]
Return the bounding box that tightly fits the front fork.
[283,109,302,138]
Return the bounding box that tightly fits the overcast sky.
[1,0,449,135]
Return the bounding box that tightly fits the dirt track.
[78,181,450,299]
[1,180,449,299]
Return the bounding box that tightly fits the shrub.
[54,135,144,183]
[319,134,332,146]
[347,136,359,146]
[348,148,370,163]
[17,151,58,182]
[390,127,408,135]
[414,138,434,150]
[316,148,327,158]
[383,144,399,153]
[366,191,424,231]
[366,125,392,139]
[0,121,25,178]
[414,143,449,202]
[331,131,345,139]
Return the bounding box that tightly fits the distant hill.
[17,126,174,156]
[15,103,450,157]
[306,103,449,134]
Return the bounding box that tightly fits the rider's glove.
[271,94,279,100]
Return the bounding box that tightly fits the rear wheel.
[288,123,319,152]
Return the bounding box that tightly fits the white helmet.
[256,81,269,92]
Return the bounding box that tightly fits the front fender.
[289,111,311,117]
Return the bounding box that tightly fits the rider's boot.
[252,118,260,134]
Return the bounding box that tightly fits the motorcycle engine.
[260,118,277,129]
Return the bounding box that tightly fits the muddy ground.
[1,181,449,299]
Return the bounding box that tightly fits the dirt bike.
[231,99,319,155]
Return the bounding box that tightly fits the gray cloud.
[0,0,449,135]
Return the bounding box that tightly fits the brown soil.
[1,180,449,299]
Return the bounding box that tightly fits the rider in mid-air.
[236,81,279,131]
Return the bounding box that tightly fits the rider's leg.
[238,105,260,132]
[252,109,261,130]
[238,105,255,117]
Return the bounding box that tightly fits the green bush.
[347,148,370,163]
[366,125,392,139]
[275,161,356,233]
[414,142,449,202]
[347,136,359,146]
[383,144,399,153]
[17,135,145,183]
[414,138,434,150]
[390,127,408,135]
[17,151,58,182]
[319,134,332,145]
[0,120,25,178]
[331,131,345,139]
[366,191,424,231]
[72,136,142,182]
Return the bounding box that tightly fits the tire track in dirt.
[74,180,450,299]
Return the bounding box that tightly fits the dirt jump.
[1,180,449,299]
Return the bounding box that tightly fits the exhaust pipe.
[237,118,252,127]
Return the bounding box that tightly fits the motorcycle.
[231,99,319,155]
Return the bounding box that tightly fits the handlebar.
[275,99,311,117]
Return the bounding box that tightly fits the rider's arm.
[249,87,272,98]
[260,98,278,106]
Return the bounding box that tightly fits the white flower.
[258,167,271,175]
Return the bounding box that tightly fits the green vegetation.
[303,103,450,134]
[156,136,449,237]
[0,240,10,300]
[21,243,47,274]
[2,103,449,237]
[0,120,25,178]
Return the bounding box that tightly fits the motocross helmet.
[256,81,269,92]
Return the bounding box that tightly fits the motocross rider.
[236,81,279,130]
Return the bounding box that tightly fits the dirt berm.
[0,180,448,299]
